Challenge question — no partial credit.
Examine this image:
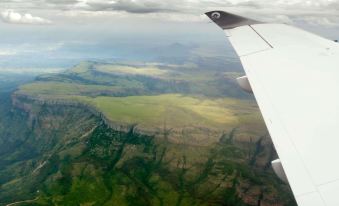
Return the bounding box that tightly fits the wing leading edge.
[206,11,339,206]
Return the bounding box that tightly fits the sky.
[0,0,339,71]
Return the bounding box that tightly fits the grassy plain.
[17,61,262,140]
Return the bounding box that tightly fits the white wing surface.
[206,11,339,206]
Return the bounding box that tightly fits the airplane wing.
[206,11,339,206]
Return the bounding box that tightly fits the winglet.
[205,11,261,30]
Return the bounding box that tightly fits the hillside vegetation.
[16,62,262,142]
[0,62,297,205]
[19,61,248,98]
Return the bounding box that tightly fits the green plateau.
[0,62,296,206]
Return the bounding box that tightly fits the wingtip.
[205,11,261,29]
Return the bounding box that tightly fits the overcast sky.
[0,0,338,70]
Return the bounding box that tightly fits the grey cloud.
[2,0,339,13]
[1,0,182,13]
[44,0,78,4]
[84,0,179,13]
[1,0,339,27]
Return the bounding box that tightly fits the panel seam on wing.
[295,190,319,198]
[315,178,339,187]
[239,48,271,57]
[249,25,274,48]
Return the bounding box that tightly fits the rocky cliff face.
[0,92,98,204]
[0,92,297,206]
[11,93,226,147]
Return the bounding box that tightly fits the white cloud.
[0,42,64,58]
[301,16,338,27]
[0,10,52,24]
[0,50,16,56]
[274,15,294,24]
[0,67,65,74]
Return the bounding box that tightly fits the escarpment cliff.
[0,62,297,206]
[11,93,230,147]
[0,91,297,206]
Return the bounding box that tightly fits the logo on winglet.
[211,12,221,20]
